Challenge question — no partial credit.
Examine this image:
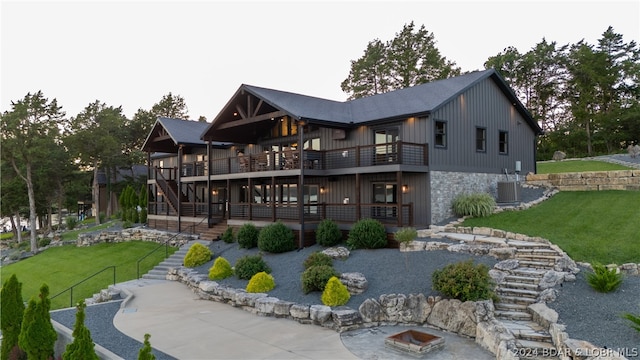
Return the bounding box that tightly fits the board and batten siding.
[429,77,537,175]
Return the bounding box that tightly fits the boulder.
[322,246,350,259]
[358,298,384,323]
[255,297,279,315]
[339,272,368,295]
[427,299,477,337]
[539,270,566,289]
[494,259,519,271]
[552,151,566,161]
[331,307,362,329]
[310,304,332,323]
[290,304,310,320]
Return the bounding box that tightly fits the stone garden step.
[511,268,547,278]
[516,339,556,352]
[501,281,539,291]
[495,310,533,321]
[497,287,539,298]
[142,273,167,280]
[516,248,559,255]
[517,260,555,269]
[494,302,529,312]
[504,275,541,284]
[497,295,537,305]
[515,254,561,262]
[506,240,550,249]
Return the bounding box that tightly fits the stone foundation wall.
[430,171,507,224]
[526,170,640,191]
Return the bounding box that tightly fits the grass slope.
[1,241,177,310]
[537,160,632,174]
[462,191,640,264]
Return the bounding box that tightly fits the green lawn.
[462,191,640,265]
[537,160,632,174]
[1,241,178,310]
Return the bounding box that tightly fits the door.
[372,183,397,219]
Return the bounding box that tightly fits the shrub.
[394,227,417,244]
[587,263,623,293]
[62,300,99,360]
[234,255,271,280]
[321,276,350,307]
[221,227,234,243]
[19,284,57,360]
[623,311,640,333]
[123,220,133,229]
[432,259,497,302]
[38,238,51,248]
[139,208,148,224]
[301,265,339,294]
[66,216,78,230]
[183,243,212,268]
[208,257,233,280]
[303,252,333,270]
[237,223,259,249]
[1,274,25,360]
[451,192,496,218]
[315,219,342,247]
[258,221,296,253]
[346,218,387,249]
[246,272,276,293]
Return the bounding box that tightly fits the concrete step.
[497,287,539,299]
[505,275,540,284]
[147,269,168,276]
[495,310,533,321]
[142,273,167,280]
[506,240,550,248]
[501,281,539,291]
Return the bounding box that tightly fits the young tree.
[18,284,57,359]
[138,333,156,360]
[62,300,99,360]
[1,274,25,360]
[341,21,460,99]
[0,91,66,253]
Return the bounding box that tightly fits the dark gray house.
[142,69,542,243]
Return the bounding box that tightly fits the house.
[87,165,148,218]
[141,69,542,244]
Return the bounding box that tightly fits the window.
[499,131,509,154]
[476,127,486,152]
[374,128,399,163]
[372,182,397,219]
[434,121,447,148]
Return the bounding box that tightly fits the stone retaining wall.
[76,227,197,247]
[526,170,640,191]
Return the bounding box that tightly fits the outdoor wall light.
[402,185,408,193]
[320,186,326,194]
[212,189,218,196]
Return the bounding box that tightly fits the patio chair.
[238,152,249,172]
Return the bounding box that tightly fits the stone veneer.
[76,228,197,247]
[430,171,511,224]
[526,170,640,191]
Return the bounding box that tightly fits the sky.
[1,0,639,121]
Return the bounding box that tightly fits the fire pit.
[385,329,445,355]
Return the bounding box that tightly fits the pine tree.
[1,274,25,360]
[18,284,57,360]
[138,333,156,360]
[62,300,99,360]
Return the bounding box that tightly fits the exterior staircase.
[141,239,211,280]
[199,220,231,241]
[494,239,563,359]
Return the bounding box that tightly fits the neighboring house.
[91,165,148,217]
[142,69,542,244]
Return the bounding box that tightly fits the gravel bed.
[50,300,176,360]
[547,269,640,354]
[196,241,498,308]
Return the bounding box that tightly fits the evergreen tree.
[138,333,156,360]
[62,300,99,360]
[1,274,25,360]
[18,284,57,360]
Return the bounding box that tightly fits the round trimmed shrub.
[301,265,339,294]
[432,259,497,302]
[346,218,387,249]
[451,192,496,218]
[315,219,342,247]
[208,257,233,280]
[246,272,275,293]
[183,243,212,268]
[321,276,350,307]
[303,252,333,270]
[237,223,259,249]
[234,255,271,280]
[257,222,295,253]
[221,227,234,243]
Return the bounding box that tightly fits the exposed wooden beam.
[252,99,263,117]
[152,134,171,142]
[235,104,247,119]
[216,110,287,130]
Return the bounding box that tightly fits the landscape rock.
[290,304,310,320]
[427,299,477,337]
[494,259,519,271]
[358,298,384,323]
[537,288,558,303]
[322,246,350,259]
[539,270,566,289]
[331,307,362,329]
[339,272,368,295]
[528,302,558,328]
[310,305,332,323]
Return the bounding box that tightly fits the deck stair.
[199,220,231,241]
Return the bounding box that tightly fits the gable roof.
[142,117,231,153]
[204,69,542,140]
